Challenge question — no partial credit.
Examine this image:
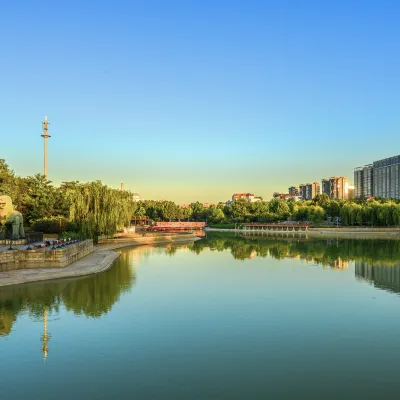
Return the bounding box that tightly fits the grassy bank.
[208,223,236,229]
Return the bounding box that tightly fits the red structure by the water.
[149,222,206,231]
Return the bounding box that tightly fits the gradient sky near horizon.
[1,0,400,203]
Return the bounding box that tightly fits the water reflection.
[2,235,400,341]
[190,232,400,293]
[0,249,136,338]
[190,232,400,269]
[355,261,400,294]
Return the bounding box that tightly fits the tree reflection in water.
[2,235,400,337]
[190,232,400,266]
[190,232,400,293]
[0,249,136,336]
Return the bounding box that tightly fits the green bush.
[31,217,79,234]
[31,219,59,233]
[61,231,82,240]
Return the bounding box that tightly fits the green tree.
[313,193,330,208]
[181,206,193,220]
[229,199,252,222]
[67,181,135,242]
[268,198,290,218]
[0,159,28,213]
[208,207,225,224]
[190,202,208,221]
[22,174,66,223]
[309,205,325,223]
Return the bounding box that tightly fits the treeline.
[0,160,135,241]
[133,195,400,226]
[2,158,400,242]
[0,160,69,223]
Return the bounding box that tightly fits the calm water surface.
[2,233,400,399]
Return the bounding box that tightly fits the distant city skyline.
[2,1,400,203]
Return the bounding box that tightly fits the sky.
[1,0,400,203]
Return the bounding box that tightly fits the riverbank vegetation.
[134,195,400,227]
[0,160,135,241]
[2,159,400,242]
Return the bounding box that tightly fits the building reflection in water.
[355,261,400,294]
[191,233,400,282]
[328,257,349,270]
[2,235,400,342]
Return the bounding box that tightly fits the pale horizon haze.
[2,1,400,203]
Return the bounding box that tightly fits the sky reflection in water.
[1,233,400,399]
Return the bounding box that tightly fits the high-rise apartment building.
[288,186,300,196]
[309,182,321,199]
[372,155,400,199]
[321,179,330,197]
[299,185,306,200]
[299,182,320,200]
[330,177,348,200]
[354,164,373,199]
[321,177,348,199]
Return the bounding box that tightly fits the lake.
[1,232,400,399]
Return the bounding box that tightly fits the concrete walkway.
[0,249,120,288]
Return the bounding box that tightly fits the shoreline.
[205,227,400,239]
[0,233,199,288]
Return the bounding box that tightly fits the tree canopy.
[2,159,400,235]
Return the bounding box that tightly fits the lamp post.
[58,217,62,240]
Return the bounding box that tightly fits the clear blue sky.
[1,0,399,203]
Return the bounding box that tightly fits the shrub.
[61,231,82,240]
[31,217,79,234]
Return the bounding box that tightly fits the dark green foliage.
[208,223,236,229]
[67,181,136,242]
[31,217,78,234]
[61,231,82,240]
[0,160,68,225]
[134,197,400,227]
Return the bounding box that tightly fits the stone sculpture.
[0,196,25,240]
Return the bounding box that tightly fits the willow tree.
[67,181,134,242]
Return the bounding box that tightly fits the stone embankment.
[0,240,94,271]
[98,232,200,250]
[0,233,199,288]
[205,227,400,239]
[309,227,400,239]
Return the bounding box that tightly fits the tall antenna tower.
[41,116,51,179]
[41,307,51,361]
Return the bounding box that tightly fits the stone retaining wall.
[98,233,198,249]
[309,227,400,232]
[0,240,93,272]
